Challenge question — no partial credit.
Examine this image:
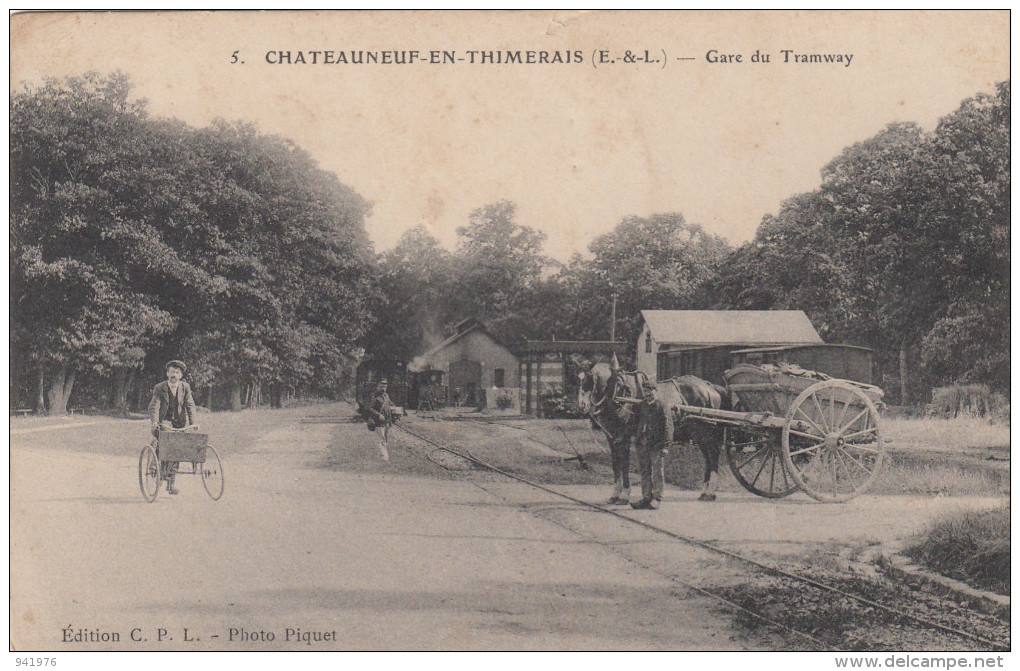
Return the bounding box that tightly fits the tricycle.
[138,426,224,502]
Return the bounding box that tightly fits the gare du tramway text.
[259,48,854,67]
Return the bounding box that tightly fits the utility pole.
[609,292,617,342]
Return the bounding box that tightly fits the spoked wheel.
[139,445,161,503]
[781,380,885,502]
[201,446,225,501]
[725,428,799,498]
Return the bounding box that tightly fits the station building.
[637,310,824,385]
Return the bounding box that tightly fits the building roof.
[451,317,484,335]
[641,310,823,346]
[730,343,872,355]
[420,319,513,360]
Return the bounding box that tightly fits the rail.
[391,418,1009,652]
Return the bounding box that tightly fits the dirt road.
[10,404,1005,651]
[11,406,744,651]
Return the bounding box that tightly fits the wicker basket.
[157,430,209,463]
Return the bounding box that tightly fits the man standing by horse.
[632,379,673,510]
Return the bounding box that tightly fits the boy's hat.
[165,360,187,373]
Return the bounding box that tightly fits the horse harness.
[589,368,650,439]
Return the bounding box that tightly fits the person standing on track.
[632,378,673,510]
[370,379,394,462]
[149,359,197,495]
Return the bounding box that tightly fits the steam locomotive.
[354,358,448,416]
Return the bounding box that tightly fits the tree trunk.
[229,380,242,411]
[34,367,46,414]
[898,343,909,406]
[46,366,76,415]
[126,368,137,411]
[64,368,76,410]
[111,368,130,413]
[135,380,145,413]
[270,384,283,409]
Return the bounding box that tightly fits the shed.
[638,310,823,384]
[415,318,520,407]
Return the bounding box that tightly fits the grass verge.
[902,506,1010,595]
[395,416,1009,497]
[883,416,1010,451]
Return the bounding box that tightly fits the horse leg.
[697,436,721,502]
[609,440,623,503]
[607,436,628,504]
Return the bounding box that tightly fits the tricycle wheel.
[725,428,798,498]
[781,380,885,502]
[139,445,161,503]
[201,446,225,500]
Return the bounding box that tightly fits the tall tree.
[362,226,456,360]
[452,200,551,344]
[11,73,376,412]
[570,213,731,344]
[913,81,1010,390]
[174,120,375,406]
[10,72,177,413]
[704,82,1010,398]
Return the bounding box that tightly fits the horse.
[654,375,732,501]
[577,361,645,505]
[579,362,732,503]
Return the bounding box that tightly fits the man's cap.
[165,360,187,373]
[378,379,388,385]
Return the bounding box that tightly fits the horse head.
[578,362,611,415]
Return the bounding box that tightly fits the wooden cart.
[676,364,887,502]
[138,429,224,502]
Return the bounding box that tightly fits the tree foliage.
[705,82,1010,398]
[11,73,1007,412]
[451,200,553,343]
[361,225,456,360]
[10,72,375,412]
[583,213,730,343]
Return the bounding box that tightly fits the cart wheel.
[725,429,798,498]
[139,445,161,503]
[781,380,885,502]
[201,446,225,501]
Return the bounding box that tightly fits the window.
[494,368,505,388]
[645,331,653,353]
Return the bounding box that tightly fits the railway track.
[392,417,1010,652]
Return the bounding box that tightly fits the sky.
[10,10,1010,261]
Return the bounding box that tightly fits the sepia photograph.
[8,9,1010,661]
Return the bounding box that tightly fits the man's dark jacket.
[637,396,674,449]
[371,391,393,426]
[149,380,197,429]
